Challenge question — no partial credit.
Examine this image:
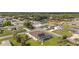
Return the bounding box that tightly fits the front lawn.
[9,38,21,46]
[53,24,73,37]
[53,30,72,37]
[43,37,62,46]
[0,30,12,37]
[26,39,41,46]
[8,36,74,46]
[27,37,63,46]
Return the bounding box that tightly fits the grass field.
[0,30,12,37]
[1,36,74,46]
[43,37,62,46]
[53,23,73,37]
[53,30,72,37]
[27,39,41,46]
[26,36,63,46]
[9,38,21,46]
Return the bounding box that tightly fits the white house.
[32,21,45,28]
[54,26,63,30]
[48,26,64,32]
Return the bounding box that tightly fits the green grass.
[0,38,10,44]
[26,36,63,46]
[17,29,26,33]
[53,30,72,37]
[27,39,41,46]
[9,38,41,46]
[9,37,61,46]
[53,23,73,37]
[0,29,26,37]
[6,37,74,46]
[43,37,62,46]
[9,38,21,46]
[0,30,12,37]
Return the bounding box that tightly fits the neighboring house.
[0,18,4,27]
[11,19,23,26]
[7,26,17,31]
[32,21,46,28]
[29,30,52,41]
[70,28,79,34]
[67,34,79,44]
[54,26,64,30]
[0,27,4,29]
[48,19,64,26]
[64,18,79,21]
[47,25,64,32]
[68,28,79,44]
[68,21,79,26]
[40,19,48,23]
[11,19,18,25]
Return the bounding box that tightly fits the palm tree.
[14,34,30,46]
[21,35,30,46]
[16,34,22,43]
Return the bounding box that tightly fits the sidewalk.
[0,40,11,46]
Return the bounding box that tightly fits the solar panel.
[38,33,52,41]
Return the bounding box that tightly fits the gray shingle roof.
[0,18,4,23]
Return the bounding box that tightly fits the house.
[68,28,79,44]
[54,26,64,30]
[0,18,4,27]
[32,21,46,28]
[11,19,18,25]
[68,21,79,26]
[47,25,64,32]
[48,19,64,26]
[64,17,79,21]
[7,26,17,31]
[70,28,79,34]
[40,19,48,23]
[11,19,23,27]
[29,30,52,41]
[67,34,79,44]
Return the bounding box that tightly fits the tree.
[13,33,30,46]
[24,21,34,29]
[21,35,30,46]
[62,35,68,39]
[16,34,22,43]
[3,21,12,26]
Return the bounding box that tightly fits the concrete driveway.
[0,40,11,46]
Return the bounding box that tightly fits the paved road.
[0,40,11,46]
[51,32,62,37]
[0,32,27,40]
[23,28,31,32]
[0,35,13,40]
[0,32,27,46]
